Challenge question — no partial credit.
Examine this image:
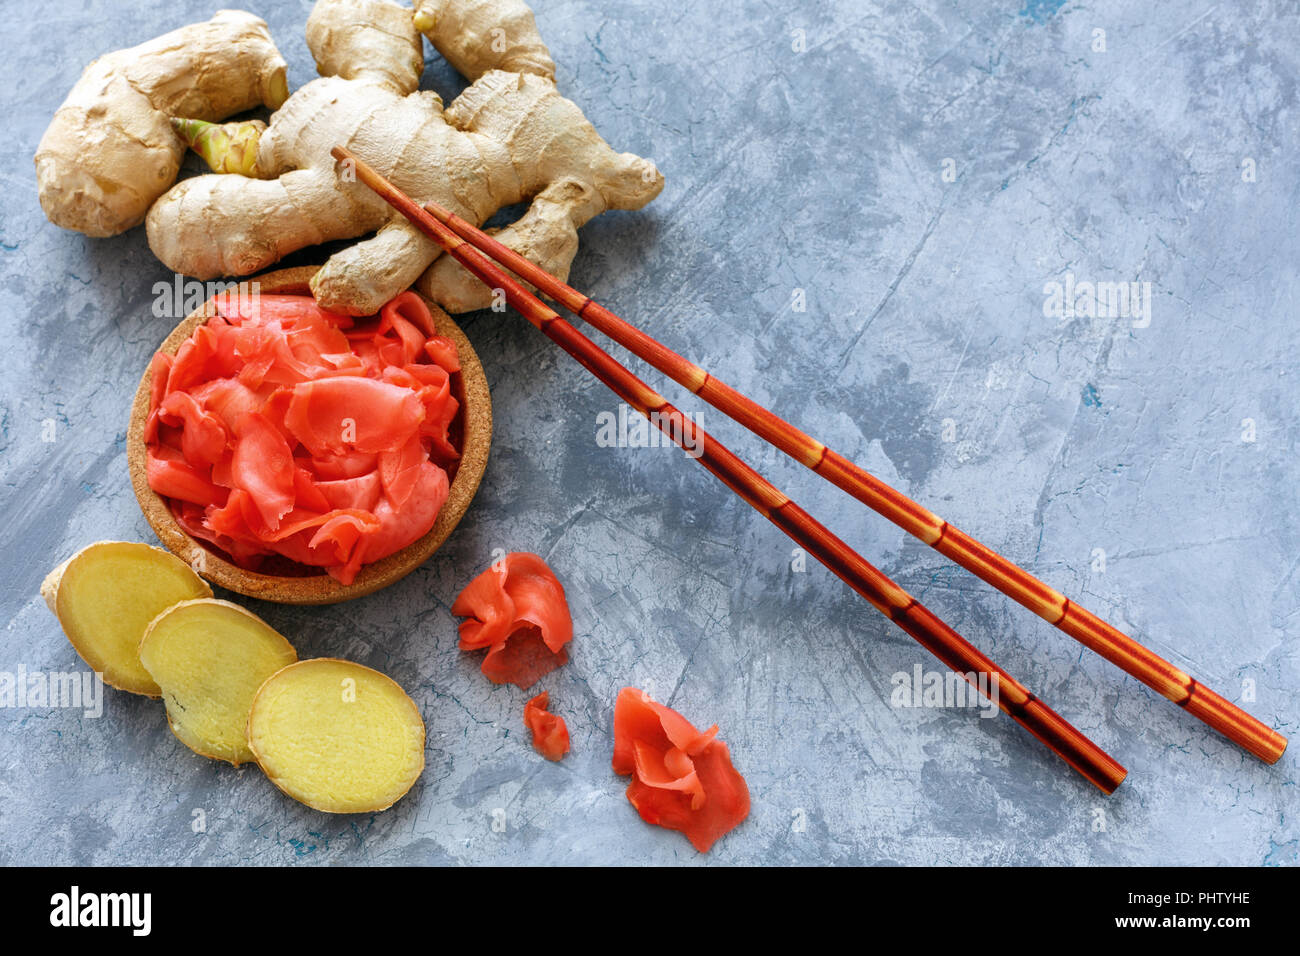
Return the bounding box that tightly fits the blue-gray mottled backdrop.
[1,0,1296,865]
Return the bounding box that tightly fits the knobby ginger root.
[247,659,426,812]
[412,0,556,81]
[150,0,661,315]
[35,0,662,316]
[139,599,297,765]
[35,11,287,237]
[42,542,212,696]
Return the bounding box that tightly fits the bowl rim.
[126,266,492,605]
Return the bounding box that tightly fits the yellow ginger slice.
[41,541,211,696]
[139,599,297,765]
[248,659,425,813]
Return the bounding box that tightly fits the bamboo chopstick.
[333,145,1127,793]
[366,167,1286,767]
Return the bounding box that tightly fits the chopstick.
[341,154,1286,767]
[333,145,1127,793]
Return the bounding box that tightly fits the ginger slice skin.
[139,599,298,765]
[42,541,212,697]
[247,658,425,813]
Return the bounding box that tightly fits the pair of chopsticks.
[333,145,1286,790]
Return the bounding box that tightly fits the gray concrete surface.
[1,0,1296,865]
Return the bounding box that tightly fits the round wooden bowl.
[126,266,492,605]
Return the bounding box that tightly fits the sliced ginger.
[139,599,297,765]
[42,543,424,812]
[42,541,211,696]
[248,659,425,813]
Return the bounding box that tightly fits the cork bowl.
[126,266,492,604]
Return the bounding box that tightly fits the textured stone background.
[1,0,1296,865]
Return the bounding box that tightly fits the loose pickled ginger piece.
[612,688,749,853]
[451,553,573,688]
[523,691,570,761]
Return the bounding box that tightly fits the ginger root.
[42,541,212,696]
[139,599,297,765]
[35,11,287,237]
[36,1,661,316]
[247,658,426,812]
[413,0,556,81]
